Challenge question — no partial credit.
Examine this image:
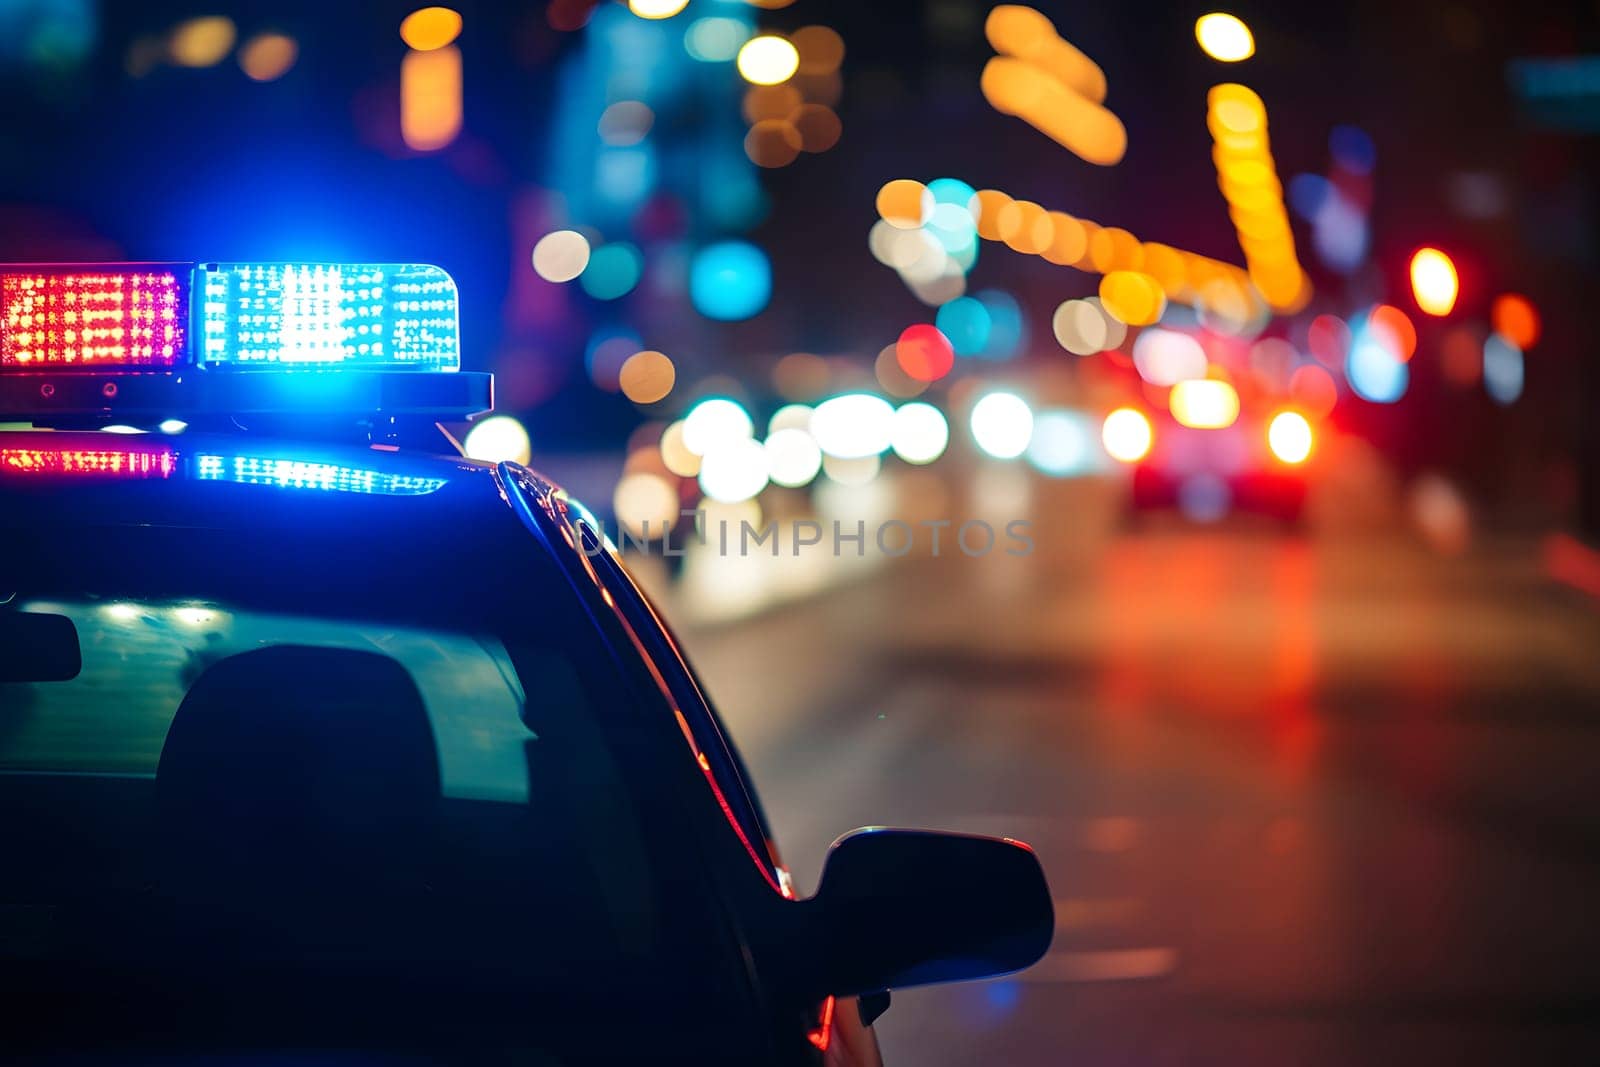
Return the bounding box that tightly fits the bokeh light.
[1099,271,1167,326]
[401,44,462,151]
[1347,329,1410,403]
[238,33,297,81]
[743,84,801,123]
[698,437,770,503]
[975,290,1026,359]
[970,392,1034,459]
[690,241,772,321]
[745,118,803,168]
[683,398,755,456]
[598,101,654,146]
[1195,13,1254,62]
[1267,411,1314,464]
[685,17,749,62]
[1491,293,1541,349]
[1330,124,1376,175]
[1101,408,1153,463]
[532,231,591,283]
[792,104,842,152]
[890,402,950,465]
[613,472,680,540]
[811,393,895,458]
[628,0,690,20]
[896,324,955,382]
[659,420,701,477]
[619,350,676,405]
[1367,304,1417,361]
[764,428,823,487]
[874,343,929,399]
[399,7,461,51]
[1483,334,1525,405]
[737,35,799,86]
[1053,297,1126,355]
[1307,314,1351,366]
[1132,328,1207,386]
[981,55,1126,166]
[937,297,993,356]
[1027,410,1099,476]
[1170,379,1241,429]
[791,25,844,75]
[768,404,814,435]
[579,243,643,300]
[169,16,236,67]
[1288,364,1338,418]
[1409,247,1459,316]
[463,415,531,465]
[877,179,933,229]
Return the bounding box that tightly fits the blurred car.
[1103,392,1315,523]
[0,262,1054,1066]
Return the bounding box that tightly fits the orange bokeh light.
[1491,293,1541,349]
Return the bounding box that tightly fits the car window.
[0,507,755,1061]
[1,598,531,802]
[572,513,790,893]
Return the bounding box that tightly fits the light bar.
[197,262,460,371]
[194,454,447,496]
[0,444,176,479]
[0,266,188,370]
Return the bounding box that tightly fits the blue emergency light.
[0,262,491,422]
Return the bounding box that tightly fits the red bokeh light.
[895,324,955,382]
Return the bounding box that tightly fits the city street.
[671,481,1600,1064]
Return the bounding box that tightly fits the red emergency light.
[0,266,188,370]
[0,444,177,479]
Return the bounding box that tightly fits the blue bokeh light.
[1483,334,1525,405]
[975,289,1025,360]
[936,296,993,356]
[1329,125,1376,176]
[690,240,771,321]
[580,243,644,300]
[1346,314,1409,403]
[1026,410,1102,477]
[1287,173,1332,221]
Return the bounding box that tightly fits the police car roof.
[0,429,549,537]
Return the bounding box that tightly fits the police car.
[0,263,1053,1065]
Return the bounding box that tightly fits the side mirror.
[801,828,1053,998]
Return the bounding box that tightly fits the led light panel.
[0,267,187,370]
[0,446,177,478]
[197,262,460,371]
[194,454,447,496]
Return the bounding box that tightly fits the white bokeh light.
[810,393,895,458]
[464,415,532,465]
[969,392,1034,459]
[890,402,950,464]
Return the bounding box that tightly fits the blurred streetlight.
[628,0,691,19]
[1101,408,1153,463]
[737,36,799,85]
[1195,13,1255,62]
[1409,248,1460,316]
[1267,411,1314,464]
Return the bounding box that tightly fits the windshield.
[0,501,744,1062]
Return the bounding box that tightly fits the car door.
[505,470,882,1065]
